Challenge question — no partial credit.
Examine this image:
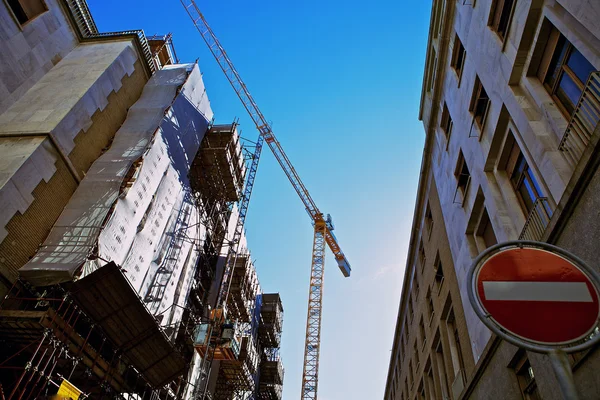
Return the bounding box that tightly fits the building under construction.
[0,0,283,398]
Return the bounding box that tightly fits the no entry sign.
[473,245,600,346]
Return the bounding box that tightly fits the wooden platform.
[71,262,186,388]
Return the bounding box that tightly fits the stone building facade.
[385,0,600,399]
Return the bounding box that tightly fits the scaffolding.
[213,336,259,400]
[226,254,259,324]
[0,283,183,399]
[258,294,284,348]
[257,348,284,400]
[190,124,246,204]
[0,120,252,399]
[148,33,179,69]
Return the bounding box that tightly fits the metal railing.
[519,197,552,241]
[62,0,157,74]
[559,71,600,166]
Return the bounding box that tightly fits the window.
[537,25,595,118]
[414,341,420,366]
[409,298,415,322]
[432,0,446,39]
[489,0,515,41]
[441,103,453,140]
[428,49,438,92]
[466,189,498,254]
[426,366,437,399]
[435,340,451,400]
[469,75,491,131]
[476,207,498,249]
[451,34,466,81]
[7,0,47,25]
[454,151,471,204]
[501,132,550,218]
[446,311,466,384]
[400,335,406,363]
[425,203,434,237]
[512,352,542,400]
[419,317,427,350]
[426,289,435,324]
[434,254,445,292]
[419,241,426,272]
[418,380,426,400]
[413,275,420,299]
[409,360,414,388]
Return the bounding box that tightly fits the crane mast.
[181,2,351,399]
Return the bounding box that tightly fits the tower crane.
[181,1,351,399]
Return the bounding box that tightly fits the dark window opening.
[426,289,435,323]
[428,49,438,93]
[413,275,420,299]
[419,317,426,349]
[434,254,445,292]
[418,380,426,400]
[502,131,551,218]
[513,353,542,400]
[435,340,451,399]
[414,340,420,365]
[469,76,491,130]
[441,103,453,140]
[454,151,471,204]
[425,203,434,238]
[537,25,595,119]
[419,240,426,271]
[490,0,515,41]
[476,208,498,249]
[7,0,47,25]
[451,34,466,79]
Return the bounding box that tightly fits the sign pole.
[467,241,600,400]
[548,349,579,400]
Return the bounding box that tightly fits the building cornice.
[59,0,157,77]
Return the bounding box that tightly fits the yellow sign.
[56,378,82,400]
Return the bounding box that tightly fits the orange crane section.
[180,2,351,399]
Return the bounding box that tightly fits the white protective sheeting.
[20,62,213,329]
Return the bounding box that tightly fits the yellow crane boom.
[181,2,351,399]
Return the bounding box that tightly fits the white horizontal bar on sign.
[482,281,593,302]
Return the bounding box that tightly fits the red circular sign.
[476,247,600,345]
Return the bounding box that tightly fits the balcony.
[559,71,600,166]
[190,124,246,203]
[519,197,552,241]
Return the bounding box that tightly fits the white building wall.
[0,0,78,114]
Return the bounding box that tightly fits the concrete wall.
[420,0,600,360]
[0,0,78,114]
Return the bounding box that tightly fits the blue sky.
[88,1,431,398]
